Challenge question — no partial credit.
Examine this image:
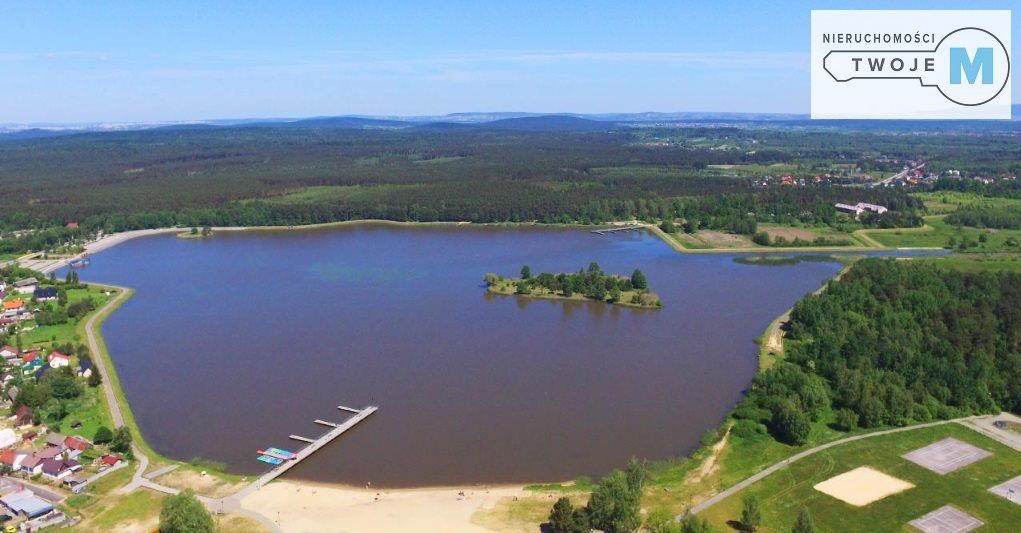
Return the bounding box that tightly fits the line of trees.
[947,206,1021,230]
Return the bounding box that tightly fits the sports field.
[698,424,1021,532]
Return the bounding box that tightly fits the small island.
[485,262,662,308]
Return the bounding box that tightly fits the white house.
[48,352,70,369]
[12,278,38,295]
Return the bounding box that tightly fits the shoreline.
[29,218,945,276]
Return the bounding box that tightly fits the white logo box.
[811,10,1011,119]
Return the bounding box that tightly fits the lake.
[73,224,849,487]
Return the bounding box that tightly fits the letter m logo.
[950,47,993,84]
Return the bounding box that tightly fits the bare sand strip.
[240,481,528,533]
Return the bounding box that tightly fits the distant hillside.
[250,116,411,129]
[479,115,617,131]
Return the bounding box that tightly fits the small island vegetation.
[485,263,662,308]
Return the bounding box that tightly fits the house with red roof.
[99,454,121,468]
[0,449,17,468]
[64,436,89,451]
[0,345,18,360]
[65,222,79,229]
[14,405,33,427]
[47,352,70,369]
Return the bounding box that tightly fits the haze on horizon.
[3,0,1019,124]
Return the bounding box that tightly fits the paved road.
[959,413,1021,452]
[84,284,132,429]
[680,416,979,520]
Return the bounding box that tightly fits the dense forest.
[735,259,1021,445]
[946,206,1021,230]
[0,121,990,233]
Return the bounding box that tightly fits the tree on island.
[515,280,531,295]
[631,269,648,290]
[520,265,532,279]
[159,489,214,533]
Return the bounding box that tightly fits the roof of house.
[20,455,43,468]
[36,447,62,460]
[100,454,120,466]
[0,489,54,518]
[0,345,17,355]
[15,405,32,420]
[2,300,23,311]
[12,278,37,287]
[41,458,78,476]
[33,287,57,298]
[0,449,16,466]
[44,433,65,447]
[6,386,17,402]
[65,222,79,228]
[64,436,89,451]
[48,352,69,362]
[78,358,93,371]
[21,353,36,363]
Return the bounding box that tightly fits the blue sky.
[2,0,1017,123]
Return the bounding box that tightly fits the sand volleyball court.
[813,466,914,506]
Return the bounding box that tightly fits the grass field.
[915,191,1021,214]
[699,424,1021,532]
[909,254,1021,273]
[862,215,1021,252]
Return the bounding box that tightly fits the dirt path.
[687,429,731,485]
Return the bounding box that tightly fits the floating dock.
[591,225,644,235]
[235,405,378,500]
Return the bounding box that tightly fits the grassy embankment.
[651,224,886,254]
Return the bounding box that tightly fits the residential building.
[15,405,33,427]
[33,287,58,301]
[48,352,70,369]
[12,278,38,295]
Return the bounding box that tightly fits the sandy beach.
[240,481,532,533]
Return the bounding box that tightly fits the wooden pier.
[233,405,378,500]
[591,225,644,235]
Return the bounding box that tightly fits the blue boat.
[257,455,283,465]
